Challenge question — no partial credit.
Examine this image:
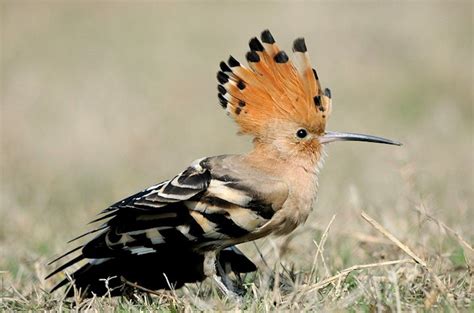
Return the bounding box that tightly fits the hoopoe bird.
[47,30,401,298]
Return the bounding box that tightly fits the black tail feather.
[54,250,205,298]
[48,245,83,265]
[67,225,108,244]
[87,211,117,225]
[48,246,256,298]
[45,254,85,280]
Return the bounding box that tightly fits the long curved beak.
[320,131,402,146]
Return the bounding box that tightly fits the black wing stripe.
[82,233,122,258]
[108,204,185,233]
[176,167,211,189]
[162,184,204,197]
[97,183,169,214]
[187,218,205,237]
[110,189,155,208]
[197,196,235,208]
[115,218,180,234]
[159,228,193,244]
[246,199,275,220]
[200,212,249,237]
[197,196,275,220]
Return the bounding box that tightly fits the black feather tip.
[312,68,319,80]
[293,38,307,52]
[219,61,231,72]
[237,80,246,90]
[261,29,275,44]
[217,71,229,84]
[324,88,332,99]
[218,93,227,108]
[249,37,264,51]
[313,95,321,107]
[274,51,289,63]
[228,55,240,67]
[218,85,226,95]
[246,51,260,63]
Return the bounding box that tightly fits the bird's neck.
[245,141,323,177]
[244,141,325,232]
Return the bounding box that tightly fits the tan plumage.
[47,30,400,298]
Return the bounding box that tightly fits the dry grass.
[1,1,473,311]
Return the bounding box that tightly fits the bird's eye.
[296,128,308,139]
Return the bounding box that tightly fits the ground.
[1,1,472,311]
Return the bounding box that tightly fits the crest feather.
[217,30,332,136]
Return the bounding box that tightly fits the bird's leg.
[212,274,236,298]
[203,251,218,277]
[216,253,248,298]
[215,256,236,293]
[204,251,240,299]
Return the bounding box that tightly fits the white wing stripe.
[129,247,156,255]
[126,226,172,236]
[154,189,193,200]
[169,177,203,190]
[207,180,252,206]
[145,182,167,191]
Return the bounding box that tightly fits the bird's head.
[217,30,400,164]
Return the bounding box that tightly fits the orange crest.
[217,30,332,137]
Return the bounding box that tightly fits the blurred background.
[1,1,472,295]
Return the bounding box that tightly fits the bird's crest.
[217,30,332,136]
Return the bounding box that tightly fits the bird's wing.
[189,155,290,248]
[47,156,288,282]
[49,158,213,266]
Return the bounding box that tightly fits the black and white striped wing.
[47,160,213,275]
[110,159,211,211]
[83,159,215,257]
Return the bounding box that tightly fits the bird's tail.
[49,246,256,298]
